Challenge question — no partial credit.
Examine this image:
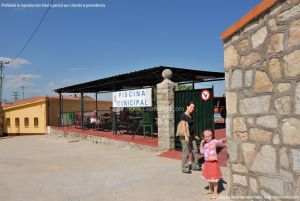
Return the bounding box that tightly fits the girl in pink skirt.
[200,129,226,199]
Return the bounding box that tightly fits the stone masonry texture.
[156,70,178,151]
[224,1,300,199]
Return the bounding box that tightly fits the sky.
[0,0,261,102]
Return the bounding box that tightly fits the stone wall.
[224,0,300,198]
[47,126,159,153]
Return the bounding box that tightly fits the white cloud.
[62,78,72,84]
[48,82,56,88]
[48,78,73,89]
[47,81,63,91]
[46,81,60,96]
[67,67,87,71]
[5,74,41,89]
[0,57,30,67]
[26,89,42,93]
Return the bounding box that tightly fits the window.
[34,117,39,127]
[24,118,29,127]
[15,118,20,127]
[6,118,11,127]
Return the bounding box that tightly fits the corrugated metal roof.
[54,66,224,93]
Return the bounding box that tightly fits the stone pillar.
[223,0,300,198]
[157,69,178,151]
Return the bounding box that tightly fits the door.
[174,88,214,150]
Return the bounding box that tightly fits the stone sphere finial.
[162,69,172,79]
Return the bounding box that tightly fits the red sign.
[201,90,210,101]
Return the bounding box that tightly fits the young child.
[200,129,226,199]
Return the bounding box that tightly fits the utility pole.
[21,76,25,99]
[20,86,25,99]
[12,91,19,102]
[0,60,9,137]
[0,61,10,104]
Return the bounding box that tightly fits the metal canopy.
[54,66,224,93]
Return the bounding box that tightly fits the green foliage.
[177,84,193,91]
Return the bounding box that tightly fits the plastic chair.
[66,113,73,126]
[74,115,81,129]
[84,117,91,129]
[141,111,153,138]
[115,116,127,134]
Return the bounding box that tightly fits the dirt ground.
[0,135,230,201]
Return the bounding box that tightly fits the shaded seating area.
[117,109,158,139]
[54,66,224,142]
[114,112,135,135]
[60,108,157,139]
[68,110,112,130]
[94,113,112,131]
[133,110,155,139]
[74,115,92,129]
[115,120,128,134]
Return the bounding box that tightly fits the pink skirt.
[201,160,222,182]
